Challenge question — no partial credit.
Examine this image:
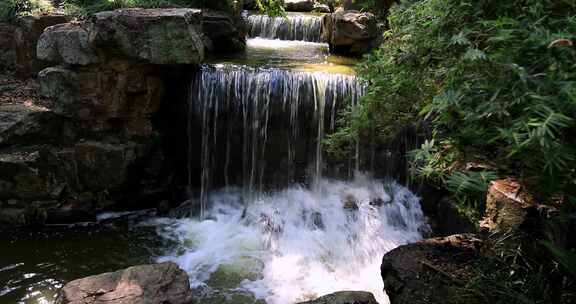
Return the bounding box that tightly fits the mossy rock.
[206,259,264,289]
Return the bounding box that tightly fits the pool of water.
[0,211,176,304]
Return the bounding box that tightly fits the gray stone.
[90,8,205,64]
[58,262,193,304]
[13,14,69,77]
[323,10,381,55]
[37,22,99,65]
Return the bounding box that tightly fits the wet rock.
[322,11,381,56]
[369,197,386,206]
[90,8,205,64]
[206,262,264,289]
[37,22,99,66]
[191,286,265,304]
[343,194,359,210]
[57,262,192,304]
[310,211,324,229]
[285,0,315,11]
[297,291,378,304]
[480,179,537,233]
[13,14,69,77]
[381,234,483,304]
[202,10,246,53]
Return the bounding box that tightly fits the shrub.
[0,0,53,22]
[328,0,576,206]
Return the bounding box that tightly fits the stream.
[0,11,428,304]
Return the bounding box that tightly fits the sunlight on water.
[153,175,428,304]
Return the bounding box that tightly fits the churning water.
[153,175,428,304]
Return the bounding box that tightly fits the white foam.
[155,176,428,304]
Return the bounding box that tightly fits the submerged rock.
[57,262,192,304]
[297,291,378,304]
[381,234,483,304]
[343,194,359,210]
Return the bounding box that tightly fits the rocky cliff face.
[0,8,245,227]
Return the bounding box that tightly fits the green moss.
[206,259,263,289]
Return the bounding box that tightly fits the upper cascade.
[246,12,325,42]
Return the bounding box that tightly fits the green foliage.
[255,0,285,17]
[0,0,53,22]
[544,241,576,277]
[446,170,499,221]
[328,0,576,205]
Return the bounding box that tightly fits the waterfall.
[168,12,430,304]
[154,176,428,304]
[246,13,325,42]
[189,64,364,209]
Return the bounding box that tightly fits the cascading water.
[246,12,325,42]
[189,64,363,204]
[164,10,429,304]
[154,176,428,304]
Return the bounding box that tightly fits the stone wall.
[0,8,245,227]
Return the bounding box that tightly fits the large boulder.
[57,262,193,304]
[285,0,315,11]
[90,8,205,64]
[37,22,100,66]
[322,10,381,55]
[13,14,69,77]
[381,234,483,304]
[297,291,378,304]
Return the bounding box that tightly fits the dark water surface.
[0,212,175,304]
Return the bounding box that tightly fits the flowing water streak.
[154,176,429,304]
[190,64,364,208]
[247,13,325,42]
